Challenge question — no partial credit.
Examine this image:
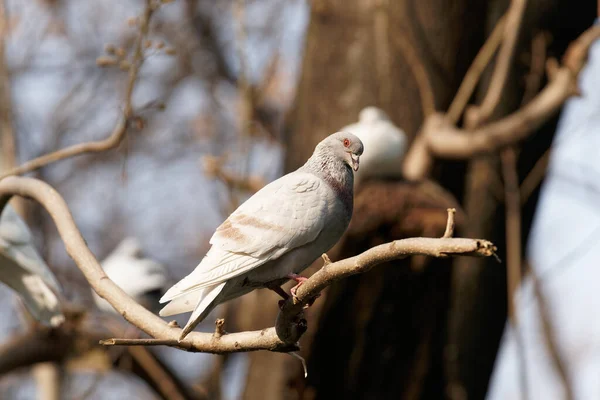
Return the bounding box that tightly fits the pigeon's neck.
[302,151,354,214]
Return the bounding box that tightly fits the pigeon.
[0,205,64,327]
[160,131,364,339]
[93,237,168,314]
[341,106,407,187]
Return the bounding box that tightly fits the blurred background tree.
[0,0,596,399]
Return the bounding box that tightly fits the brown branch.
[443,208,456,238]
[0,0,16,173]
[446,14,507,124]
[274,237,497,343]
[520,148,551,204]
[522,32,549,106]
[127,347,187,400]
[0,0,156,181]
[500,148,522,319]
[403,25,600,181]
[393,33,436,117]
[467,0,527,127]
[202,155,266,193]
[0,175,496,353]
[530,267,574,400]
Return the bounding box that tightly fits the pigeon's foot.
[287,274,308,298]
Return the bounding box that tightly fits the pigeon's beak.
[351,154,360,172]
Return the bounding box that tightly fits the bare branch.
[520,149,550,204]
[0,0,16,173]
[501,147,530,399]
[202,155,266,193]
[530,267,574,400]
[446,14,507,124]
[443,208,456,238]
[393,33,436,117]
[0,176,496,353]
[213,318,226,339]
[403,25,600,180]
[0,0,157,180]
[275,237,497,343]
[468,0,527,127]
[500,149,521,321]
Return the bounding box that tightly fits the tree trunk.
[243,1,487,399]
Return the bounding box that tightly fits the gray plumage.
[0,205,64,327]
[160,132,364,339]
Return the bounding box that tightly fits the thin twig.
[521,32,548,106]
[446,13,507,124]
[0,175,497,354]
[529,267,574,400]
[443,208,456,238]
[520,149,551,204]
[403,23,600,181]
[500,148,529,399]
[468,0,527,127]
[393,33,436,117]
[0,0,156,180]
[213,318,226,339]
[0,0,15,173]
[127,347,187,400]
[202,155,266,193]
[405,10,600,181]
[501,153,522,320]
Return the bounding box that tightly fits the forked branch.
[0,176,496,353]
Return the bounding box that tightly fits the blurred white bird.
[93,237,168,314]
[341,106,408,187]
[160,132,364,339]
[0,205,64,327]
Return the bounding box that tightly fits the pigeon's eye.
[343,138,350,147]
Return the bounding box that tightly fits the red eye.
[343,138,350,147]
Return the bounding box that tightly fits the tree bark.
[243,1,487,399]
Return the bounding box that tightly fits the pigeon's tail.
[179,282,226,340]
[159,282,226,341]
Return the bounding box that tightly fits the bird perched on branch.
[160,131,364,339]
[0,205,64,327]
[93,237,168,314]
[341,106,407,187]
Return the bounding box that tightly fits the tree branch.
[393,32,436,117]
[467,0,527,127]
[403,24,600,180]
[0,0,157,181]
[0,176,496,353]
[446,14,507,124]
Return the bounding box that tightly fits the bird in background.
[341,106,407,187]
[93,237,168,314]
[0,205,64,327]
[160,131,364,340]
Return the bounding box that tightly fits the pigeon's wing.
[0,206,64,326]
[160,172,330,300]
[0,206,61,292]
[211,171,330,257]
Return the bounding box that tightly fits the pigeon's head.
[319,131,364,172]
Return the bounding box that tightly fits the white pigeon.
[93,237,168,314]
[160,131,364,339]
[341,106,407,187]
[0,205,64,327]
